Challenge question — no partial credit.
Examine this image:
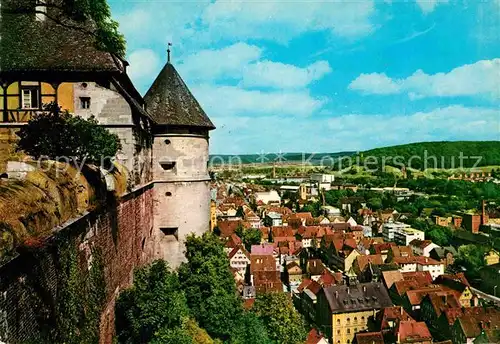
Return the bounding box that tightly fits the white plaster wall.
[72,82,152,187]
[73,82,133,125]
[152,180,211,268]
[152,134,209,181]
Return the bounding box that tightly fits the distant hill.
[209,152,355,165]
[360,141,500,170]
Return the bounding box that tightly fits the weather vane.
[167,42,172,63]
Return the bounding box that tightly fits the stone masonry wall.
[0,183,155,344]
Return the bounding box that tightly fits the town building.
[394,227,425,246]
[315,282,393,344]
[383,222,411,242]
[410,240,440,257]
[254,190,281,205]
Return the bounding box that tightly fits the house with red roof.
[354,332,384,344]
[396,321,432,344]
[228,245,250,274]
[306,328,328,344]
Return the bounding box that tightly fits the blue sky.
[108,0,500,154]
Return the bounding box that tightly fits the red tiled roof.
[250,254,276,273]
[397,321,432,342]
[405,286,444,305]
[298,278,313,292]
[456,307,500,338]
[306,328,326,344]
[402,271,433,284]
[391,246,414,258]
[425,292,461,317]
[271,226,295,238]
[228,245,250,260]
[378,306,414,332]
[307,259,326,276]
[225,233,242,248]
[409,239,434,249]
[372,242,396,254]
[356,254,384,271]
[381,270,403,289]
[318,270,343,287]
[393,256,442,266]
[355,332,384,344]
[305,280,322,295]
[218,220,250,237]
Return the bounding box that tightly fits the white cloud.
[192,84,327,117]
[177,43,262,82]
[348,73,401,94]
[209,105,500,154]
[127,49,161,84]
[241,60,332,89]
[348,59,500,99]
[176,43,332,89]
[201,0,377,42]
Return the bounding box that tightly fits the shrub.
[17,103,121,165]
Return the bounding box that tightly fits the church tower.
[144,48,215,267]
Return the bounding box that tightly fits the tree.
[6,0,126,57]
[236,226,262,251]
[252,292,307,344]
[178,233,242,340]
[17,103,121,164]
[236,206,245,218]
[115,260,190,344]
[454,244,487,279]
[231,311,273,344]
[368,197,383,211]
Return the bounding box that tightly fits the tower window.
[165,192,172,196]
[165,139,171,145]
[160,227,178,240]
[160,161,176,170]
[80,97,91,109]
[21,87,40,109]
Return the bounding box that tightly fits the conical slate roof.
[144,63,215,129]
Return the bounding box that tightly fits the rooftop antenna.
[167,42,172,63]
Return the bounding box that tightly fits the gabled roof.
[306,328,326,344]
[356,254,384,272]
[144,62,215,129]
[0,0,121,74]
[381,270,403,289]
[377,306,414,331]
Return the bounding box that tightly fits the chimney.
[363,286,366,293]
[347,287,350,295]
[335,291,338,298]
[400,307,403,315]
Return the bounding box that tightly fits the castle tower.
[144,51,215,267]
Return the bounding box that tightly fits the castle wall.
[0,184,155,344]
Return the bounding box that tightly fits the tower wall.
[152,180,211,267]
[152,131,211,268]
[152,131,209,180]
